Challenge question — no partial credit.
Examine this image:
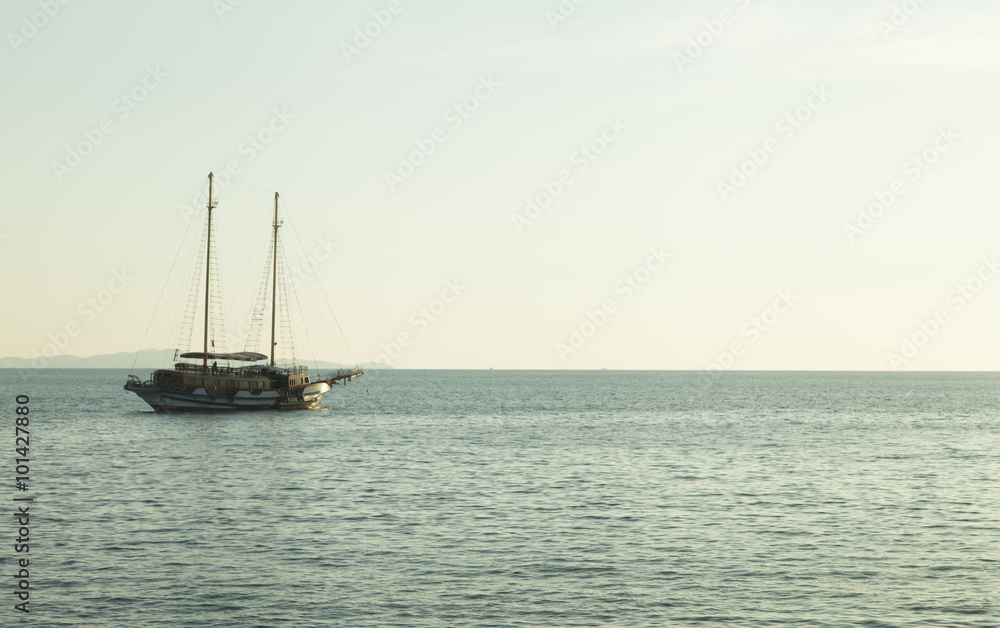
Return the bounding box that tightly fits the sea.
[1,369,998,627]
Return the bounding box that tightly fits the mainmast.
[203,172,216,368]
[270,192,279,367]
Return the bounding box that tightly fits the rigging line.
[298,227,344,368]
[227,178,277,194]
[275,236,297,365]
[277,201,342,367]
[176,215,209,355]
[279,196,361,367]
[163,229,194,364]
[226,202,272,343]
[206,211,231,353]
[293,234,342,367]
[284,242,321,377]
[168,218,203,362]
[175,175,222,359]
[245,228,273,353]
[130,179,209,375]
[165,178,211,363]
[305,260,342,368]
[315,261,360,367]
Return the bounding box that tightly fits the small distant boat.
[125,173,362,411]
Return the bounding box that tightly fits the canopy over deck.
[179,351,268,362]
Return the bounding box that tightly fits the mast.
[270,192,279,367]
[203,172,215,368]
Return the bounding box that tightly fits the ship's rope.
[275,236,297,365]
[243,230,273,355]
[294,244,344,370]
[280,196,361,369]
[218,178,362,371]
[130,178,209,375]
[276,199,341,375]
[285,248,320,376]
[206,214,231,355]
[227,179,275,195]
[173,201,209,360]
[226,204,270,351]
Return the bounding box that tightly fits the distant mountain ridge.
[0,349,389,370]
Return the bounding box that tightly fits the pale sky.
[3,0,1000,370]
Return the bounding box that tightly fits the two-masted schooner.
[125,173,362,411]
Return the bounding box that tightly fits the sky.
[2,0,1000,371]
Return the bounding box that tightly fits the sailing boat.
[125,173,363,411]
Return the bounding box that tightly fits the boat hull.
[125,382,331,412]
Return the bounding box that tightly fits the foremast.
[270,192,279,367]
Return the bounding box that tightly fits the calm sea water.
[1,369,998,627]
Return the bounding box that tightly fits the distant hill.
[0,349,390,370]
